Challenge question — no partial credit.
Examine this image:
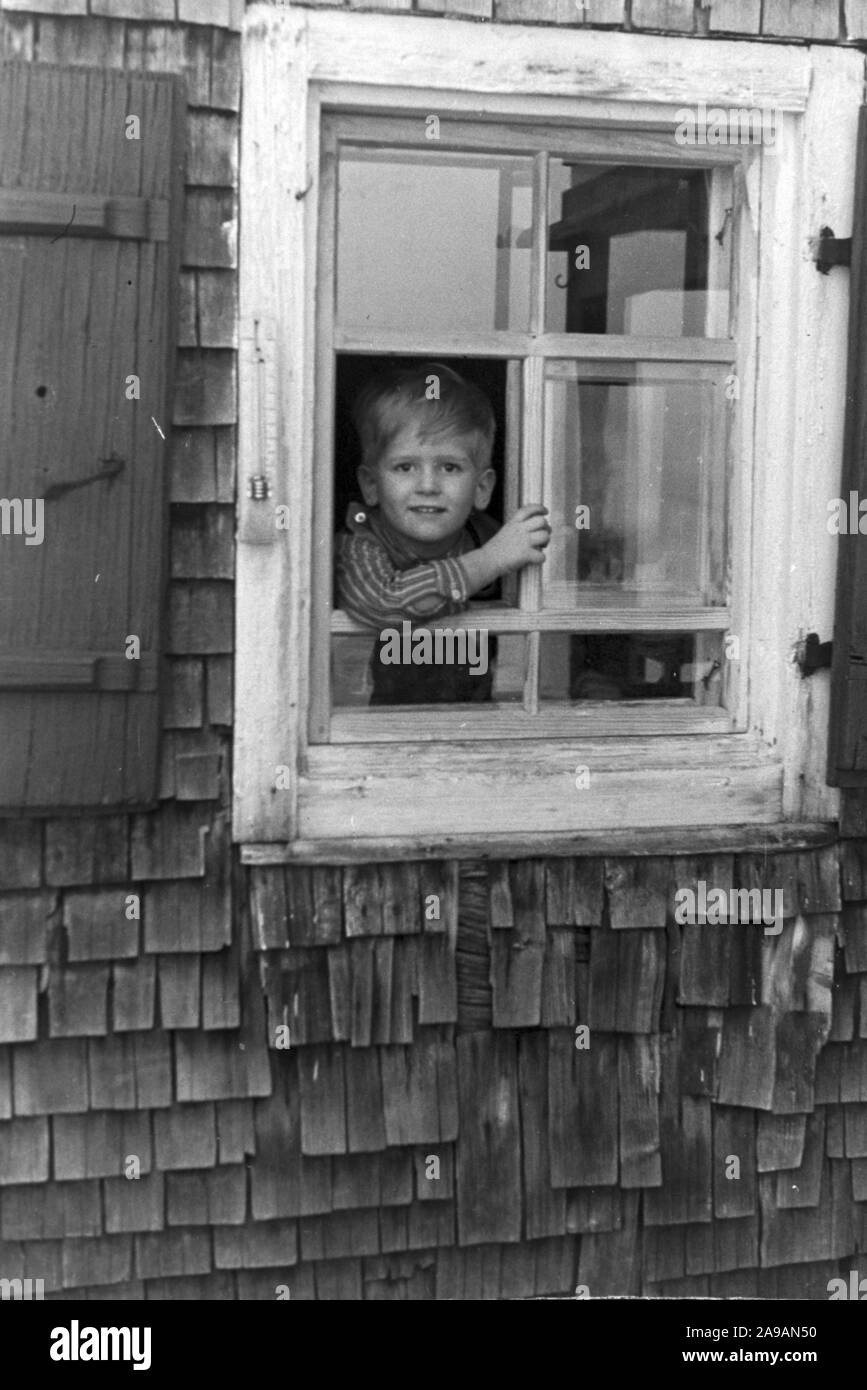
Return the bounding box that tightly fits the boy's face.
[359,421,495,555]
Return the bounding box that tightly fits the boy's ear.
[473,467,496,511]
[357,464,379,506]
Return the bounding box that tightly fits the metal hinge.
[811,225,852,275]
[795,632,833,676]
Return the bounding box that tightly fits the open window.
[236,10,856,853]
[315,116,736,741]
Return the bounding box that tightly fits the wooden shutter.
[829,105,867,785]
[0,65,184,810]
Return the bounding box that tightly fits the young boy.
[335,362,551,704]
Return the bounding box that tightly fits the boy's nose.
[415,469,441,494]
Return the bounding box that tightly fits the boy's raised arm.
[335,505,551,628]
[336,533,472,627]
[457,504,550,596]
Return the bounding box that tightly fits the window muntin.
[317,115,737,742]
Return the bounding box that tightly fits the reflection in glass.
[330,632,525,707]
[543,365,726,605]
[547,162,727,337]
[336,148,533,334]
[539,631,725,704]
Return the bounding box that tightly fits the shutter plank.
[829,104,867,783]
[0,63,184,810]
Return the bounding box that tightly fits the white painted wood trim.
[766,47,862,820]
[235,18,313,840]
[236,7,858,847]
[247,5,811,111]
[297,746,783,839]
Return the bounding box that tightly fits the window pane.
[330,631,524,707]
[542,362,727,606]
[539,631,725,704]
[546,162,728,336]
[336,148,533,334]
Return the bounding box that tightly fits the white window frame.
[235,5,859,858]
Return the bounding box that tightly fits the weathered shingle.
[134,1229,212,1281]
[14,1040,89,1114]
[604,857,670,929]
[643,1065,712,1226]
[717,1006,776,1109]
[61,1235,133,1290]
[587,928,664,1033]
[214,1219,298,1269]
[456,1033,520,1246]
[166,1165,246,1225]
[154,1104,217,1171]
[0,966,38,1043]
[381,1036,456,1148]
[113,958,157,1032]
[175,1029,271,1102]
[618,1036,662,1188]
[776,1108,825,1208]
[299,1046,347,1156]
[0,823,42,891]
[158,955,201,1029]
[88,1033,173,1111]
[48,965,110,1038]
[518,1032,566,1240]
[0,1116,49,1185]
[64,889,139,961]
[712,1106,756,1217]
[216,1099,255,1165]
[201,947,240,1029]
[0,892,56,963]
[103,1173,166,1235]
[45,818,128,888]
[53,1112,153,1182]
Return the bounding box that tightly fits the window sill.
[239,822,837,866]
[238,732,789,849]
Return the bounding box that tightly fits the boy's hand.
[487,504,551,573]
[458,504,551,598]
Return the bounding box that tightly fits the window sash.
[325,111,747,166]
[331,604,731,633]
[315,113,738,742]
[328,701,733,742]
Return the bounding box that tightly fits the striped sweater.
[334,501,500,628]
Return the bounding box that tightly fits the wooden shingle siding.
[5,839,867,1296]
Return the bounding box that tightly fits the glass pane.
[330,631,524,707]
[491,634,525,703]
[542,363,727,606]
[336,148,533,334]
[539,631,725,704]
[546,162,728,336]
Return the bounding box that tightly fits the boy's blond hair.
[352,362,496,472]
